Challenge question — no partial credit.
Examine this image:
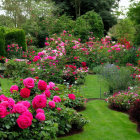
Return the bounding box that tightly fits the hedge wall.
[0,29,6,56]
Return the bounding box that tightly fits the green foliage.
[4,59,30,79]
[109,18,136,43]
[99,64,132,94]
[74,10,104,41]
[0,29,6,56]
[107,92,139,111]
[5,29,27,51]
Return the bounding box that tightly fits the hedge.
[0,29,6,56]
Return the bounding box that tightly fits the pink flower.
[44,90,51,98]
[53,96,61,103]
[22,111,33,120]
[116,48,121,51]
[0,104,7,118]
[33,56,41,62]
[38,80,47,90]
[12,103,28,114]
[0,95,8,102]
[8,98,15,108]
[57,107,61,111]
[32,95,47,109]
[20,101,30,108]
[23,77,35,89]
[20,88,30,98]
[49,82,55,90]
[38,52,44,56]
[10,85,19,93]
[36,108,45,114]
[68,94,76,100]
[1,101,9,108]
[17,115,32,129]
[45,42,50,46]
[108,50,112,52]
[48,101,55,108]
[35,113,45,121]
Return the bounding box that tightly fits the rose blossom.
[32,95,47,109]
[0,104,7,118]
[10,85,19,93]
[12,103,28,114]
[22,111,33,120]
[20,88,31,98]
[49,82,55,90]
[53,96,61,103]
[17,115,32,129]
[38,80,47,90]
[23,77,35,89]
[48,101,55,108]
[20,101,30,108]
[68,94,76,100]
[36,108,45,114]
[35,113,45,121]
[44,90,51,98]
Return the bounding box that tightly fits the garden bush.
[5,28,27,51]
[0,29,6,56]
[107,92,139,111]
[74,10,104,41]
[129,99,140,122]
[0,77,88,139]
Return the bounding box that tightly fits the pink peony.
[44,90,51,98]
[38,80,47,90]
[68,94,76,100]
[23,77,35,89]
[49,82,55,90]
[32,95,47,109]
[0,104,7,118]
[22,111,33,120]
[36,108,45,114]
[10,85,19,93]
[53,96,61,103]
[12,103,28,114]
[17,115,32,129]
[35,113,45,121]
[20,88,30,98]
[48,101,55,108]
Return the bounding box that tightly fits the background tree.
[52,0,120,34]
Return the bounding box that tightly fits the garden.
[0,0,140,140]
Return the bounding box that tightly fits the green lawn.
[58,75,140,140]
[80,74,108,98]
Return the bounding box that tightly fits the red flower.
[81,62,86,67]
[38,80,47,90]
[68,94,76,100]
[20,88,30,98]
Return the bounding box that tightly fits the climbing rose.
[35,113,45,121]
[32,95,47,109]
[38,80,47,90]
[0,104,7,118]
[68,94,76,100]
[10,85,19,93]
[20,88,30,98]
[17,115,32,129]
[36,108,45,114]
[53,96,61,103]
[48,101,55,108]
[23,77,35,89]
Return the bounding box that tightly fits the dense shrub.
[74,10,104,41]
[107,92,139,111]
[129,99,140,122]
[0,29,6,56]
[5,29,27,51]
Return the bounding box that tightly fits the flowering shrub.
[107,92,139,111]
[0,77,87,139]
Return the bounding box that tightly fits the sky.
[0,0,136,17]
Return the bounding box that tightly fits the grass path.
[58,75,140,140]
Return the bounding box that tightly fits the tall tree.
[52,0,120,33]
